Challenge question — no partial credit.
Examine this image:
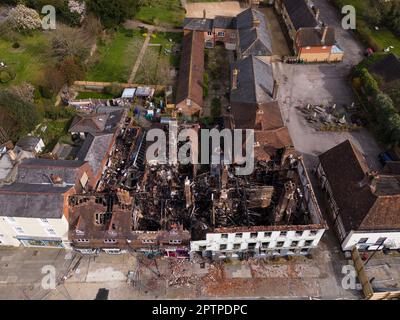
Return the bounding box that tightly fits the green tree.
[87,0,139,28]
[0,90,42,142]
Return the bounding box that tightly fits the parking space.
[274,62,382,171]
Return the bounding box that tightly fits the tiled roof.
[176,31,205,109]
[282,0,318,30]
[319,140,400,231]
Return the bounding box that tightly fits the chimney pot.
[321,26,328,45]
[232,68,239,90]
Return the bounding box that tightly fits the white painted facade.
[341,230,400,251]
[0,216,70,249]
[190,228,325,258]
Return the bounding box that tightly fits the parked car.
[378,150,400,166]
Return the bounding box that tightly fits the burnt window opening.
[220,244,227,250]
[305,240,314,246]
[250,232,258,239]
[276,241,285,248]
[233,243,241,250]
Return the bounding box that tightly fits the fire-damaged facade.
[189,157,325,260]
[67,116,325,259]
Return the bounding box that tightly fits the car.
[378,151,399,166]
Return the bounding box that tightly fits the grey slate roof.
[214,16,237,29]
[69,110,124,134]
[230,56,274,105]
[236,8,272,56]
[16,136,41,152]
[77,133,114,177]
[282,0,318,30]
[183,18,213,31]
[0,183,71,218]
[16,159,87,185]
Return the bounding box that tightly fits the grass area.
[134,46,162,84]
[150,31,182,68]
[134,31,182,84]
[86,29,145,83]
[34,118,73,153]
[333,0,400,55]
[135,0,185,27]
[75,91,114,99]
[0,32,51,87]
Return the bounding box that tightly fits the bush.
[12,42,20,49]
[0,67,16,83]
[203,72,209,98]
[39,85,54,99]
[0,70,12,83]
[103,82,122,97]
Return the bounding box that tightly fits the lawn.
[0,32,51,87]
[86,29,145,83]
[135,0,185,27]
[134,32,182,84]
[150,31,182,68]
[333,0,400,55]
[33,118,73,153]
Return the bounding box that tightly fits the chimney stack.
[232,68,239,90]
[272,80,279,100]
[203,9,206,20]
[315,8,320,21]
[321,26,328,45]
[253,18,260,28]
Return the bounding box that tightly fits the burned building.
[189,155,325,260]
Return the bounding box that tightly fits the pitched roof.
[16,136,42,152]
[68,110,124,134]
[0,183,71,218]
[282,0,318,30]
[76,133,114,178]
[254,127,294,162]
[214,16,237,29]
[237,9,272,56]
[232,101,284,130]
[319,140,400,231]
[183,18,213,31]
[230,56,274,105]
[297,27,335,47]
[368,53,400,84]
[16,158,88,185]
[176,31,205,108]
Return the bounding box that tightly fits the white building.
[15,136,45,154]
[191,227,325,259]
[317,140,400,252]
[0,159,94,248]
[0,216,70,248]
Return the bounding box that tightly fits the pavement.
[0,243,362,300]
[128,30,153,84]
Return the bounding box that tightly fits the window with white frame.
[46,228,56,236]
[217,31,225,37]
[39,218,49,226]
[13,226,25,235]
[6,217,16,224]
